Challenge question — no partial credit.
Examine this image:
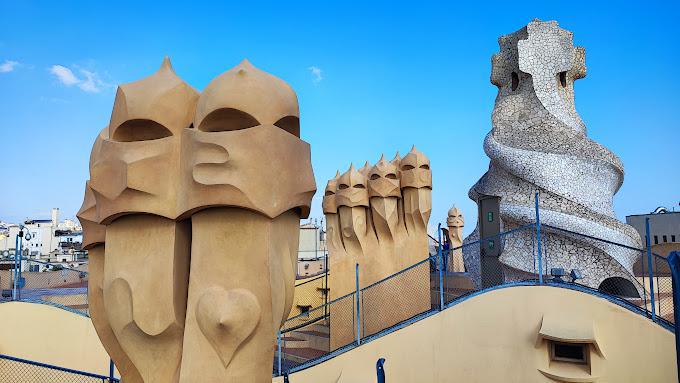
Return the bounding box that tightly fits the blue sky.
[0,1,678,234]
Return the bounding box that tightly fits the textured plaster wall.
[274,286,676,383]
[0,302,112,376]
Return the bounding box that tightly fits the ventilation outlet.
[559,71,567,87]
[112,119,173,142]
[511,72,519,91]
[198,108,259,132]
[550,341,588,364]
[274,116,300,137]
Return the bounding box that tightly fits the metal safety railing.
[274,193,678,377]
[274,224,539,376]
[0,258,89,315]
[0,354,118,383]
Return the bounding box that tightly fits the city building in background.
[297,220,327,278]
[626,206,679,322]
[627,206,680,258]
[0,208,85,271]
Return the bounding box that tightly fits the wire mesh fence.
[0,354,117,383]
[275,219,678,376]
[0,259,89,315]
[542,224,675,326]
[653,254,674,323]
[361,259,432,339]
[286,273,329,328]
[276,291,355,375]
[441,225,537,307]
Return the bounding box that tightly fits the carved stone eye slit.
[338,184,349,190]
[274,116,300,137]
[401,164,415,171]
[197,108,259,132]
[353,184,365,189]
[559,71,567,88]
[419,164,430,170]
[112,119,173,142]
[511,72,519,91]
[370,173,381,180]
[325,189,335,196]
[386,173,397,179]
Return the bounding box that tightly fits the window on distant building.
[488,240,495,249]
[654,236,659,245]
[487,212,494,222]
[299,305,311,318]
[673,235,677,243]
[663,235,668,243]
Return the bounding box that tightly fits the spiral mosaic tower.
[465,20,643,294]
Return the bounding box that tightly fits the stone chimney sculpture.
[323,147,432,349]
[77,58,315,382]
[464,20,643,294]
[446,205,465,272]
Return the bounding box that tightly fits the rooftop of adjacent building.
[626,206,680,219]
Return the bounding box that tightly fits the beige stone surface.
[78,182,106,249]
[178,60,314,220]
[180,208,298,382]
[87,245,143,382]
[274,286,676,383]
[323,147,432,349]
[78,58,315,382]
[0,302,113,376]
[446,205,465,272]
[89,59,198,224]
[104,216,190,383]
[78,157,143,380]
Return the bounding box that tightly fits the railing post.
[666,251,680,383]
[535,192,543,284]
[108,359,115,382]
[645,217,657,321]
[13,229,24,300]
[438,223,444,310]
[376,357,386,383]
[277,330,282,376]
[17,233,23,300]
[12,233,20,300]
[355,263,361,345]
